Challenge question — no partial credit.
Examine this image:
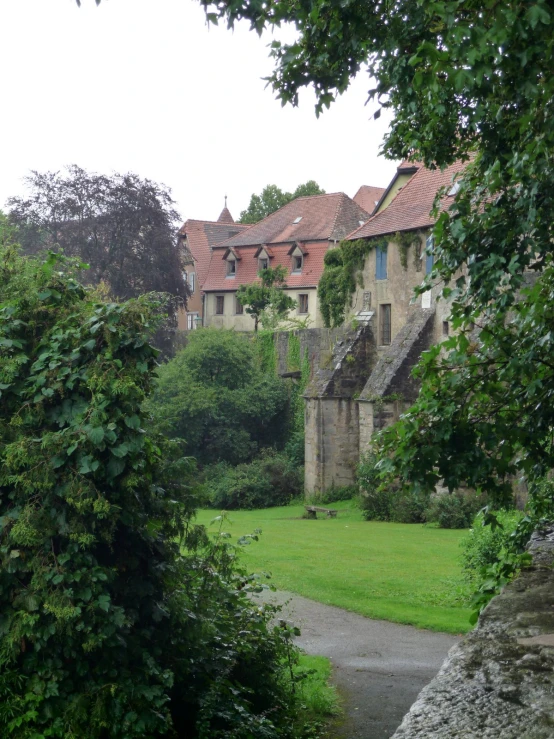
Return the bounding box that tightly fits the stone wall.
[303,323,378,497]
[391,527,554,738]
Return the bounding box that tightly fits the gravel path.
[258,590,460,739]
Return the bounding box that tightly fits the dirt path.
[259,590,460,739]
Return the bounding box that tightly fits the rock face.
[391,527,554,738]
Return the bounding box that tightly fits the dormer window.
[288,243,306,273]
[227,259,236,277]
[259,257,269,271]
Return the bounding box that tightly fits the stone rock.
[390,527,554,738]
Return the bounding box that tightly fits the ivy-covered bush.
[146,329,288,465]
[205,451,303,509]
[461,509,523,585]
[0,245,301,738]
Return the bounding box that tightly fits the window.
[293,255,303,272]
[227,259,236,277]
[235,295,244,314]
[215,295,225,315]
[187,312,199,330]
[442,320,449,336]
[380,304,391,345]
[259,258,269,271]
[189,273,195,294]
[298,294,309,314]
[376,245,388,280]
[425,235,434,275]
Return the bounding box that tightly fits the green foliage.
[424,492,485,530]
[237,266,297,332]
[205,451,303,509]
[393,231,422,272]
[461,509,523,585]
[318,238,385,328]
[467,478,554,623]
[239,181,325,224]
[0,246,303,738]
[255,330,278,374]
[146,329,288,465]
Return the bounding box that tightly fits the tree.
[8,166,187,353]
[239,180,325,223]
[146,328,289,465]
[236,265,297,332]
[0,245,301,738]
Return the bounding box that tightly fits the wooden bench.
[305,505,338,519]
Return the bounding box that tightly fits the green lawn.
[196,501,472,634]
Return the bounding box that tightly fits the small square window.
[215,295,225,315]
[298,294,309,314]
[259,258,269,271]
[380,304,391,345]
[227,260,236,276]
[235,296,244,315]
[293,255,303,272]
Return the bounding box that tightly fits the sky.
[0,0,398,223]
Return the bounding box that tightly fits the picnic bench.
[304,505,338,519]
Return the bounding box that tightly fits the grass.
[196,500,472,634]
[290,655,341,738]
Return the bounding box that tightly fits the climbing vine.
[318,237,387,327]
[255,329,277,373]
[392,231,423,271]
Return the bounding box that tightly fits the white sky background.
[0,0,398,223]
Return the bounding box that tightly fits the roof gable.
[346,161,466,240]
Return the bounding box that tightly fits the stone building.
[176,202,249,330]
[304,161,466,496]
[201,192,371,330]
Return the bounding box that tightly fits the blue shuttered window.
[425,235,434,275]
[376,245,388,280]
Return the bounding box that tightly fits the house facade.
[176,204,249,330]
[303,161,467,495]
[202,192,371,330]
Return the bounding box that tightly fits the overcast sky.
[1,0,398,223]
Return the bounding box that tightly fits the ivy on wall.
[255,329,277,373]
[318,237,386,327]
[318,232,425,327]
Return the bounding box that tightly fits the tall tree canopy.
[196,0,554,502]
[8,166,187,351]
[239,180,325,223]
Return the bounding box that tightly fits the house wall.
[203,287,324,330]
[375,172,414,213]
[348,231,453,348]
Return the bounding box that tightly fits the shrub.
[285,429,305,466]
[461,509,524,584]
[318,484,358,504]
[390,492,429,523]
[425,492,485,529]
[0,246,301,738]
[206,451,303,509]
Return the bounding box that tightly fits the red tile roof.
[347,161,466,240]
[178,219,249,288]
[353,185,386,214]
[203,240,331,292]
[215,193,370,249]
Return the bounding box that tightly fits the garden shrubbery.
[358,452,484,527]
[205,451,303,509]
[0,244,304,738]
[460,509,523,585]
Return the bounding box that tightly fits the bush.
[284,429,305,466]
[461,509,524,584]
[390,492,429,523]
[425,492,485,529]
[0,246,302,739]
[146,329,289,465]
[206,451,303,509]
